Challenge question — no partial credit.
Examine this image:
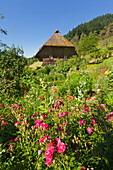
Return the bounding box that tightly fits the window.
[64,56,67,59]
[49,56,53,60]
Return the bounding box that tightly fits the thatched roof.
[43,29,75,47]
[34,29,76,59]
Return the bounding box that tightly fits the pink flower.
[71,106,75,109]
[79,119,84,125]
[55,105,59,109]
[8,144,13,151]
[87,127,93,134]
[14,121,20,127]
[17,105,22,108]
[34,124,40,129]
[63,111,69,115]
[49,140,55,147]
[47,136,51,141]
[34,119,43,124]
[72,139,74,143]
[94,98,97,100]
[69,96,73,100]
[90,118,95,121]
[100,104,105,107]
[1,103,4,106]
[56,142,66,153]
[80,165,85,170]
[92,121,96,127]
[52,88,57,93]
[57,113,64,117]
[23,108,26,111]
[45,146,55,166]
[31,114,35,118]
[39,135,47,144]
[2,122,7,126]
[55,138,61,143]
[45,146,55,158]
[98,85,101,88]
[107,116,113,121]
[38,150,41,155]
[14,138,19,142]
[40,123,49,131]
[49,108,53,112]
[45,157,53,166]
[40,115,45,119]
[108,112,113,115]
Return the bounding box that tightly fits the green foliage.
[64,13,113,41]
[0,45,27,100]
[79,33,99,54]
[56,60,71,76]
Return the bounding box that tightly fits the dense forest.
[64,13,113,41]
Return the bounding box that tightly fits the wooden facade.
[34,30,77,66]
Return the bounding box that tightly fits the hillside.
[64,13,113,41]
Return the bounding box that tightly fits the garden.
[0,45,113,170]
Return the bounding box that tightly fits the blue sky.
[0,0,113,58]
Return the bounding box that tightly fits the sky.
[0,0,113,58]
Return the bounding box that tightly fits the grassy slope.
[97,36,113,50]
[29,61,43,69]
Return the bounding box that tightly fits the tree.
[0,45,27,99]
[79,33,99,55]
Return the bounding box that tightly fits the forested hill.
[64,13,113,41]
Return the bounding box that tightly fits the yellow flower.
[105,71,111,75]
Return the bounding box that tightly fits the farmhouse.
[34,29,77,66]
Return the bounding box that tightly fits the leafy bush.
[0,45,27,100]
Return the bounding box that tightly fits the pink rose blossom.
[40,123,49,131]
[71,106,75,109]
[49,140,55,147]
[72,139,74,143]
[14,121,20,127]
[57,113,64,117]
[23,108,26,111]
[49,108,53,112]
[109,112,113,115]
[100,104,105,107]
[45,146,55,166]
[2,122,7,126]
[34,119,43,124]
[17,105,22,108]
[34,124,40,129]
[80,165,85,170]
[38,150,41,155]
[45,157,53,166]
[39,135,47,144]
[87,127,93,134]
[79,119,84,125]
[14,138,19,142]
[40,115,45,119]
[56,142,66,153]
[107,116,113,121]
[8,144,13,151]
[45,146,55,158]
[98,85,101,88]
[55,105,59,109]
[31,114,35,118]
[55,138,61,143]
[94,98,97,100]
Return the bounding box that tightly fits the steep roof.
[34,30,76,59]
[43,29,75,47]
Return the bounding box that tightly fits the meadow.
[0,54,113,170]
